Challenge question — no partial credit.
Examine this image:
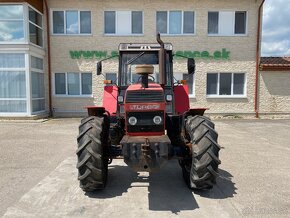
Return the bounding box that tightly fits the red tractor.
[76,34,221,192]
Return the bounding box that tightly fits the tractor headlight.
[166,94,173,102]
[128,116,137,125]
[153,116,162,125]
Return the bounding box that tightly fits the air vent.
[126,91,164,103]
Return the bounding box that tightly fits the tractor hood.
[125,83,165,104]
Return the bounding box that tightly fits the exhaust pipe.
[157,33,167,85]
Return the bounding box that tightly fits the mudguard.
[174,85,190,114]
[103,85,118,115]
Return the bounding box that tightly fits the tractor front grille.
[126,91,164,103]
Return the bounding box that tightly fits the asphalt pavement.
[0,118,290,217]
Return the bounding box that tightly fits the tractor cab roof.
[119,43,173,51]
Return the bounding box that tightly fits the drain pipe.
[43,0,52,116]
[254,0,266,118]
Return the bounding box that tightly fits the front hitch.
[121,135,171,172]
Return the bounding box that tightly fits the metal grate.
[126,91,164,103]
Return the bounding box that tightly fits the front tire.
[183,115,221,190]
[76,116,109,192]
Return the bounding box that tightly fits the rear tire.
[76,116,109,192]
[183,115,221,190]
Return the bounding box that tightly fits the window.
[208,11,247,36]
[0,5,24,42]
[207,74,218,95]
[132,74,140,83]
[0,53,26,112]
[154,73,160,83]
[156,12,167,34]
[208,12,218,34]
[206,73,246,97]
[235,11,247,34]
[81,73,92,94]
[104,11,143,35]
[54,72,92,96]
[169,11,182,34]
[104,11,115,34]
[105,73,117,85]
[157,11,195,35]
[31,56,45,112]
[80,11,91,34]
[52,10,91,34]
[29,7,43,47]
[55,73,66,94]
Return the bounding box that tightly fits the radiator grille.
[126,91,164,103]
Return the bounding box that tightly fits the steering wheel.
[148,75,155,82]
[137,75,156,83]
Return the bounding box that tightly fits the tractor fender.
[174,85,190,114]
[85,106,106,116]
[103,86,118,115]
[85,86,118,117]
[173,85,208,116]
[185,108,208,117]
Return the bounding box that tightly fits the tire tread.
[185,115,221,189]
[76,116,109,192]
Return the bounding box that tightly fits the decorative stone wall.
[259,71,290,116]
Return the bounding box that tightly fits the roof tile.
[260,57,290,66]
[260,57,290,71]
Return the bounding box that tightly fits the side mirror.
[187,58,195,75]
[96,61,102,75]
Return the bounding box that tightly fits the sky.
[261,0,290,56]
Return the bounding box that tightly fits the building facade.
[259,57,290,117]
[0,1,46,117]
[0,0,289,118]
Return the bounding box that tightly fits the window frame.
[53,72,93,97]
[156,10,196,36]
[207,10,248,37]
[206,72,247,98]
[28,6,44,48]
[104,10,144,36]
[30,54,45,113]
[51,9,92,35]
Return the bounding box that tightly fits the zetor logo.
[130,104,160,111]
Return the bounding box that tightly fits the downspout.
[255,0,265,118]
[43,0,52,116]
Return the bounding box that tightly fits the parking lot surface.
[0,118,290,218]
